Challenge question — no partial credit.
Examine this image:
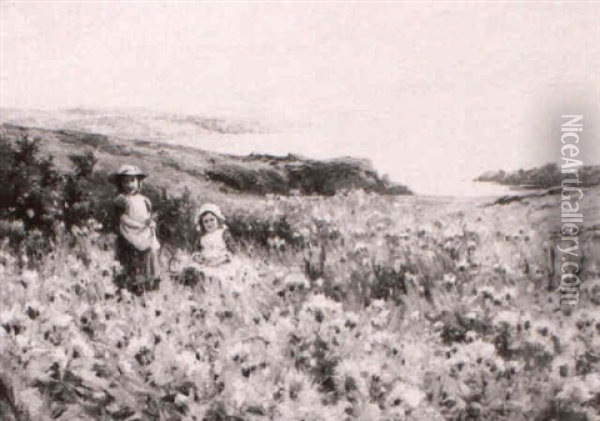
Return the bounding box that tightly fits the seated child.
[110,165,161,294]
[192,203,234,267]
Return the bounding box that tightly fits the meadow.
[1,184,599,420]
[0,125,599,420]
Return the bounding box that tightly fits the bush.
[0,220,26,250]
[0,136,63,234]
[63,151,98,230]
[0,135,104,263]
[152,187,197,252]
[227,212,303,252]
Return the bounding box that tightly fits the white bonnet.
[195,203,226,223]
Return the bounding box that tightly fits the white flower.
[409,311,420,321]
[443,273,456,286]
[127,333,154,356]
[465,331,478,343]
[387,382,426,409]
[284,272,310,289]
[118,359,136,376]
[464,311,479,321]
[496,310,519,327]
[0,304,21,327]
[18,389,44,418]
[50,314,73,329]
[70,335,95,359]
[344,312,359,327]
[359,402,382,421]
[354,242,368,252]
[557,373,600,404]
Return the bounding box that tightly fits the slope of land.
[0,123,411,198]
[0,107,268,140]
[475,163,600,189]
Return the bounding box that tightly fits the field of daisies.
[1,189,599,421]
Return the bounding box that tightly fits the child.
[110,165,161,294]
[193,203,234,267]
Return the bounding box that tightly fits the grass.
[1,187,599,420]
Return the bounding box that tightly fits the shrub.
[227,212,303,251]
[0,136,101,234]
[0,135,107,264]
[153,187,197,252]
[206,165,289,195]
[63,151,98,230]
[370,264,409,304]
[0,220,27,250]
[0,136,63,234]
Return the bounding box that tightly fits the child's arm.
[113,195,128,232]
[120,214,148,229]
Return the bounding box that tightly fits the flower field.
[1,189,599,420]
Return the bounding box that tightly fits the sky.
[1,2,599,195]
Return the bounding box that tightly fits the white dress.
[199,228,230,263]
[117,194,160,251]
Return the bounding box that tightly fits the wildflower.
[354,242,368,253]
[301,294,344,323]
[496,310,520,327]
[463,330,477,343]
[443,273,456,287]
[1,304,23,334]
[50,314,73,329]
[267,236,286,250]
[556,373,600,404]
[344,312,359,328]
[283,272,309,289]
[387,381,425,409]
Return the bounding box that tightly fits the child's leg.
[120,248,159,295]
[145,249,161,290]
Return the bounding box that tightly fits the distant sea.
[408,179,513,198]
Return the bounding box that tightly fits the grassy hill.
[475,163,600,189]
[0,123,411,199]
[0,107,268,140]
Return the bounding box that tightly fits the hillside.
[0,107,268,140]
[0,123,412,198]
[475,163,600,189]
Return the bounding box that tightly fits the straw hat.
[109,165,148,184]
[195,203,226,223]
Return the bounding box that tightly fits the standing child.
[110,165,161,294]
[193,203,234,267]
